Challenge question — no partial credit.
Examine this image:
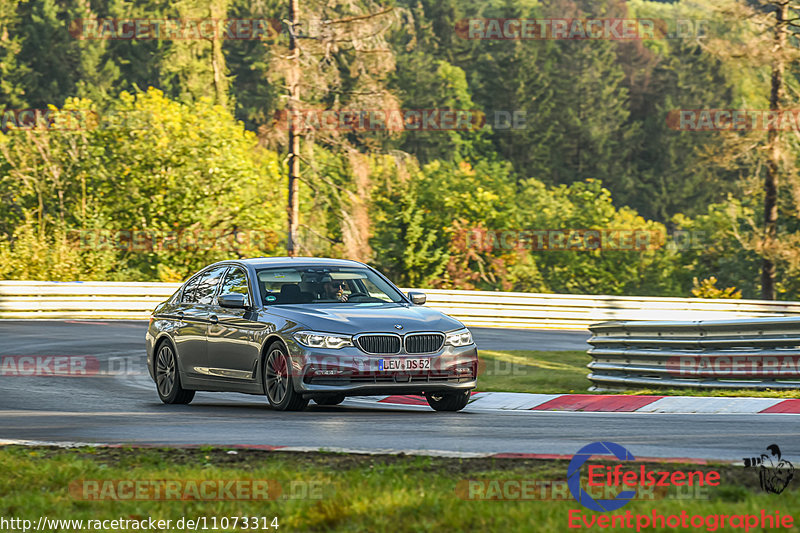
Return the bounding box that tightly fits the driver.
[321,280,349,302]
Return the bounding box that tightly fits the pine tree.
[0,0,29,108]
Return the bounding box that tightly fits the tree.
[157,0,231,107]
[0,89,285,280]
[264,0,401,258]
[700,0,800,299]
[0,0,29,109]
[760,0,790,300]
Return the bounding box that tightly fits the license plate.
[378,358,430,372]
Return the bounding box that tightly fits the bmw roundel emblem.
[394,324,403,330]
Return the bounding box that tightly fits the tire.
[314,395,345,406]
[425,390,470,412]
[155,340,195,405]
[263,342,308,411]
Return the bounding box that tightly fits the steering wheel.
[346,292,369,299]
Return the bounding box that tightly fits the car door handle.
[209,315,219,324]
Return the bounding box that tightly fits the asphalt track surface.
[0,320,798,462]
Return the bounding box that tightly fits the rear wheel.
[264,342,308,411]
[314,395,345,406]
[425,390,470,412]
[155,341,195,405]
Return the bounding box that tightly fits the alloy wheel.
[265,349,290,404]
[156,344,176,397]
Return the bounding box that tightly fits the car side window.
[181,276,201,304]
[218,267,251,306]
[193,266,229,305]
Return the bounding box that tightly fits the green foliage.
[513,179,680,296]
[0,89,284,281]
[1,0,799,301]
[0,219,117,281]
[670,200,761,298]
[371,174,449,287]
[691,276,743,299]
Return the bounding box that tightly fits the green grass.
[1,446,797,532]
[478,350,800,398]
[477,350,593,393]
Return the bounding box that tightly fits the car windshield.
[255,266,404,305]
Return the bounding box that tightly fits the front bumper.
[285,341,479,398]
[145,325,156,381]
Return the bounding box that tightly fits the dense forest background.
[1,0,800,299]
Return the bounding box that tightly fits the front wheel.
[155,341,195,405]
[264,342,308,411]
[425,390,470,412]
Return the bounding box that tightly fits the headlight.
[445,328,473,347]
[293,331,353,349]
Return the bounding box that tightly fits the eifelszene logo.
[743,444,794,494]
[568,441,637,512]
[568,441,721,512]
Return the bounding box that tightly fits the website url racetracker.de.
[0,515,279,532]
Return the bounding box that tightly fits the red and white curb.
[351,392,800,414]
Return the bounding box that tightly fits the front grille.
[405,333,445,354]
[356,335,401,354]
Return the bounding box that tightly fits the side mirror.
[218,293,248,309]
[407,291,427,305]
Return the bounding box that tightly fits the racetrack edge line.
[0,438,736,464]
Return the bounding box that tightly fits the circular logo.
[567,441,637,512]
[394,324,403,330]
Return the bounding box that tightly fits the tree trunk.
[761,2,787,300]
[286,0,301,256]
[210,3,227,109]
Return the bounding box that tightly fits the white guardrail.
[2,281,800,329]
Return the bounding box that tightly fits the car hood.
[262,302,464,334]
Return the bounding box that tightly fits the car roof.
[212,257,369,270]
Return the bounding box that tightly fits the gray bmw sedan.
[146,257,478,411]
